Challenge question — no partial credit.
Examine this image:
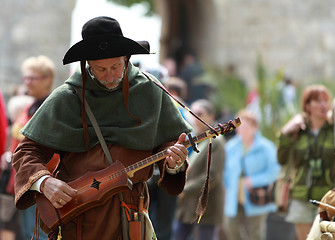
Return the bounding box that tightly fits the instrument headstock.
[206,117,241,138]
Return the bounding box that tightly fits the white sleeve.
[165,162,186,175]
[30,175,51,193]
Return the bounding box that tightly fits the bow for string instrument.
[35,117,241,232]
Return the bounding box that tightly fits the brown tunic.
[13,137,187,239]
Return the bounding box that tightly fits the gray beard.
[87,66,124,90]
[99,78,123,89]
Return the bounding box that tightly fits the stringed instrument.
[36,117,241,232]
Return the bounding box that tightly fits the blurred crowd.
[0,53,333,240]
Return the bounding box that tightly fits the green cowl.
[21,63,192,152]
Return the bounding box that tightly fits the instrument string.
[71,121,236,194]
[72,150,170,193]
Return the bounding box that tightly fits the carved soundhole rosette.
[90,178,101,190]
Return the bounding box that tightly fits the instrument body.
[36,118,241,232]
[36,160,132,231]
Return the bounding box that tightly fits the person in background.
[164,76,188,119]
[278,84,335,240]
[224,109,280,240]
[6,91,33,127]
[163,57,177,77]
[0,93,32,240]
[5,56,58,240]
[172,99,226,240]
[0,91,8,165]
[179,53,207,104]
[279,76,297,107]
[142,63,169,84]
[147,75,190,240]
[12,16,191,239]
[0,90,11,239]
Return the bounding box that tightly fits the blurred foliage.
[201,65,248,117]
[201,56,304,143]
[106,0,155,15]
[255,55,298,142]
[317,78,335,99]
[256,56,335,143]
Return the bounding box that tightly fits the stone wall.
[3,0,334,97]
[0,0,76,99]
[206,0,335,85]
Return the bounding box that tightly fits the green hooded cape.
[21,63,192,152]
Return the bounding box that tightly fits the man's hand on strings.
[41,177,77,208]
[166,133,188,169]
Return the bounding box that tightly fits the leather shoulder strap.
[72,85,113,165]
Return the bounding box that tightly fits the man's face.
[88,56,126,89]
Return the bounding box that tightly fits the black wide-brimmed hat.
[63,16,150,65]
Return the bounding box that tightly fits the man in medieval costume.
[12,16,192,240]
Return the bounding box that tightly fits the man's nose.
[105,70,115,82]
